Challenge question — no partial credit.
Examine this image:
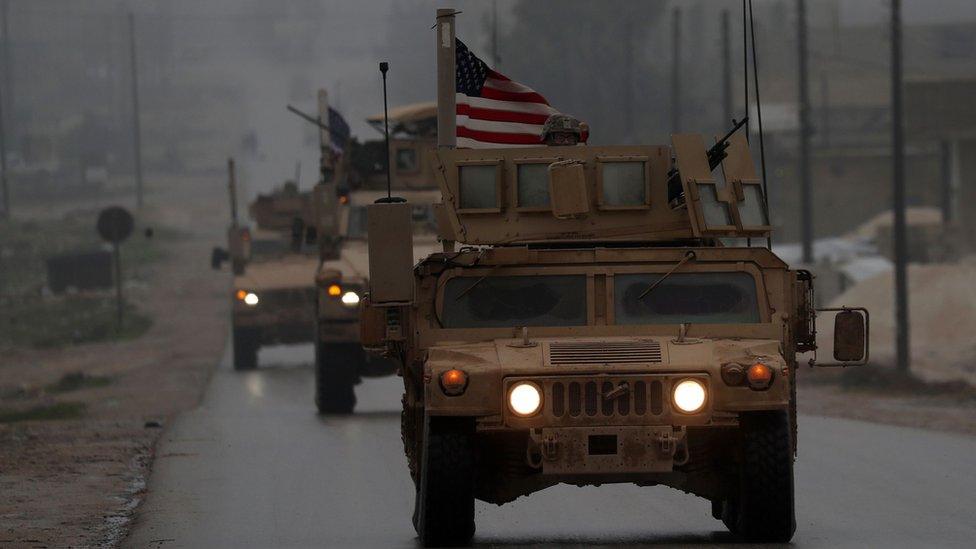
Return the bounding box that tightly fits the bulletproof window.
[458,164,500,211]
[738,184,768,227]
[699,184,733,227]
[516,163,551,208]
[395,147,418,173]
[442,275,587,328]
[614,272,760,324]
[599,161,647,207]
[346,206,368,238]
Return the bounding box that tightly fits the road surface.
[125,343,976,548]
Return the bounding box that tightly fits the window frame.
[511,157,558,213]
[394,145,421,175]
[455,159,504,214]
[595,155,651,211]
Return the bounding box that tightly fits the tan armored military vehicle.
[362,128,870,544]
[213,177,319,370]
[312,102,445,414]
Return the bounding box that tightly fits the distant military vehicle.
[310,101,444,414]
[212,170,319,370]
[361,33,869,543]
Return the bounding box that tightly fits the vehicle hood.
[235,255,319,290]
[426,335,783,375]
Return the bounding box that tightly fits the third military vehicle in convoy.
[212,169,319,370]
[361,54,869,545]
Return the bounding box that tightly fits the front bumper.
[529,425,685,475]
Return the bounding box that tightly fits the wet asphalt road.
[125,343,976,548]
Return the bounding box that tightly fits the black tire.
[232,327,259,371]
[723,411,796,543]
[414,417,475,547]
[314,341,359,414]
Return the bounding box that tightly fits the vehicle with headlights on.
[212,180,320,370]
[312,101,445,414]
[361,121,869,546]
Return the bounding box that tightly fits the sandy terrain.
[0,175,230,547]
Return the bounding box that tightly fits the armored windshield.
[614,272,760,324]
[349,204,437,239]
[249,237,289,258]
[441,275,587,328]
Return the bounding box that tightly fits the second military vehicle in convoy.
[299,98,445,414]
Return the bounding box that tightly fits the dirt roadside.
[0,175,230,548]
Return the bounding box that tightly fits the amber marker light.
[439,369,468,396]
[746,362,774,390]
[327,284,342,297]
[235,289,247,301]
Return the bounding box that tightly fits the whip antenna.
[746,0,771,247]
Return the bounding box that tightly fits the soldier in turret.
[541,113,584,146]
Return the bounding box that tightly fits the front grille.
[547,340,663,366]
[549,378,666,419]
[264,288,316,309]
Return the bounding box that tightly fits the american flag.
[328,107,351,154]
[455,38,586,148]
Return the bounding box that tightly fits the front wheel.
[414,417,475,547]
[232,327,259,371]
[314,341,359,414]
[722,411,796,543]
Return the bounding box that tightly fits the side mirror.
[833,309,867,362]
[813,307,869,366]
[548,160,590,219]
[211,247,229,270]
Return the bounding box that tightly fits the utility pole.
[0,0,9,221]
[721,9,733,127]
[891,0,910,374]
[820,72,830,148]
[128,12,144,210]
[671,8,682,133]
[798,0,813,264]
[1,0,11,139]
[623,19,634,140]
[490,0,500,68]
[940,140,952,227]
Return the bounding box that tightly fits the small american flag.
[328,107,351,154]
[455,38,586,148]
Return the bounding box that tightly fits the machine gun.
[667,117,749,206]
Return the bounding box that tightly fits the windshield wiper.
[637,251,697,301]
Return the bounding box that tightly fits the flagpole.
[436,8,457,148]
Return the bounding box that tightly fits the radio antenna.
[380,61,392,201]
[746,0,771,248]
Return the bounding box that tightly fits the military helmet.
[541,114,582,139]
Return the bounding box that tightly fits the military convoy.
[359,19,869,546]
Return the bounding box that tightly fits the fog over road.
[125,344,976,548]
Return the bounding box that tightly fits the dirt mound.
[827,259,976,385]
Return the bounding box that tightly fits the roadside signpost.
[97,206,134,328]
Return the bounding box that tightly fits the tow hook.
[655,431,677,456]
[541,433,559,461]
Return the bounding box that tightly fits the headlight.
[672,379,706,414]
[508,382,542,417]
[340,291,360,306]
[243,292,259,306]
